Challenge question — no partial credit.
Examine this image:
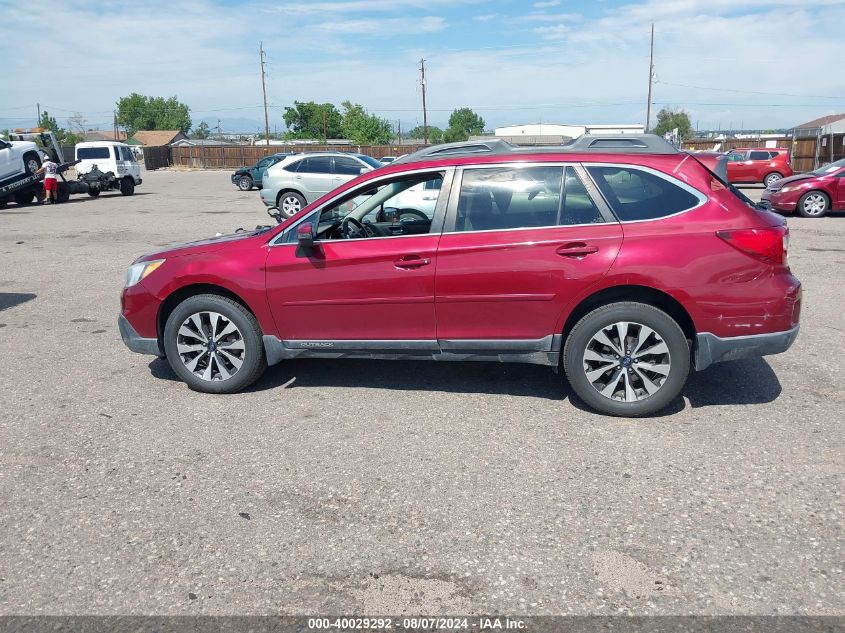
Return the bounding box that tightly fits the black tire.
[163,294,267,394]
[563,302,690,417]
[55,183,70,203]
[14,190,35,205]
[88,187,101,198]
[237,175,253,191]
[796,191,829,218]
[120,177,135,196]
[276,191,306,218]
[763,172,783,188]
[22,152,41,176]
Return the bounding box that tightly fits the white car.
[75,142,142,195]
[0,136,42,184]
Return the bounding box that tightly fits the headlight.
[779,185,796,193]
[124,259,165,287]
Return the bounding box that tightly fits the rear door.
[332,155,367,191]
[748,150,772,182]
[434,164,623,348]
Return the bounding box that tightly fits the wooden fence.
[141,144,419,170]
[680,137,792,152]
[791,134,845,173]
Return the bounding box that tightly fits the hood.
[233,167,249,175]
[10,140,38,152]
[768,173,815,190]
[137,228,271,262]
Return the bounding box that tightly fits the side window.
[285,159,304,172]
[561,168,604,225]
[256,157,272,168]
[299,156,332,173]
[454,166,563,232]
[586,166,702,221]
[333,156,365,175]
[726,152,746,162]
[122,146,134,161]
[750,151,770,161]
[113,146,122,160]
[285,172,446,242]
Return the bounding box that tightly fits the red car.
[725,147,793,187]
[761,158,845,218]
[119,136,801,417]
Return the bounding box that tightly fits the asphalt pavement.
[0,170,841,615]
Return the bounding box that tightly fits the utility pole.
[645,24,654,133]
[36,103,41,127]
[322,109,328,144]
[420,58,429,144]
[260,42,270,146]
[113,110,118,141]
[397,119,401,146]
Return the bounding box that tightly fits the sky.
[1,0,843,135]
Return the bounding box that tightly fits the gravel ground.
[0,169,841,615]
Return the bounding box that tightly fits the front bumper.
[118,313,163,357]
[695,325,799,371]
[761,188,798,212]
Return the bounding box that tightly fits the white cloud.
[473,13,499,22]
[533,0,561,7]
[317,16,447,34]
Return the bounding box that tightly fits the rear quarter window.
[586,165,703,221]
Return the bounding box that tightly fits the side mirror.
[296,223,315,249]
[359,167,370,175]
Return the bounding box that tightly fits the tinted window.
[284,159,303,172]
[561,168,604,225]
[256,156,273,168]
[355,154,383,169]
[333,156,365,175]
[726,152,746,162]
[297,157,333,174]
[121,146,134,161]
[455,166,563,232]
[749,151,770,160]
[77,147,110,159]
[587,166,701,221]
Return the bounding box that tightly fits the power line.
[655,80,845,100]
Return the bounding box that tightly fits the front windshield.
[356,154,383,169]
[811,158,845,175]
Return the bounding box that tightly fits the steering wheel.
[341,215,368,239]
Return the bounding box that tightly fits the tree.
[652,108,693,140]
[38,110,83,146]
[408,125,443,144]
[192,121,210,139]
[283,101,342,141]
[340,101,393,145]
[67,112,87,135]
[116,93,191,136]
[442,108,485,143]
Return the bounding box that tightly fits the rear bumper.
[694,325,799,371]
[118,313,162,357]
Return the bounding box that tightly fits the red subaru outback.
[119,136,801,416]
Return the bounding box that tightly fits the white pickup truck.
[0,136,42,184]
[0,136,44,206]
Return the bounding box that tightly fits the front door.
[435,165,623,346]
[726,151,752,182]
[264,170,451,345]
[291,156,336,203]
[835,169,845,209]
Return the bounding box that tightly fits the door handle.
[394,255,431,269]
[556,242,599,257]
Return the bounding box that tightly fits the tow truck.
[0,128,129,207]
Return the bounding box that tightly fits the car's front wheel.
[120,177,135,196]
[563,302,690,417]
[796,191,829,218]
[277,191,306,218]
[237,175,253,191]
[763,172,783,188]
[163,294,267,393]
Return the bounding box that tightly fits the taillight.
[717,226,788,265]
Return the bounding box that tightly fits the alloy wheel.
[280,195,302,217]
[802,193,827,216]
[27,158,40,174]
[582,321,671,402]
[764,173,782,187]
[176,311,245,381]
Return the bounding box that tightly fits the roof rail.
[392,134,679,165]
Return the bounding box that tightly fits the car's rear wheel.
[237,175,253,191]
[277,191,305,218]
[14,191,35,205]
[797,191,829,218]
[164,294,267,393]
[763,172,783,188]
[563,302,690,417]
